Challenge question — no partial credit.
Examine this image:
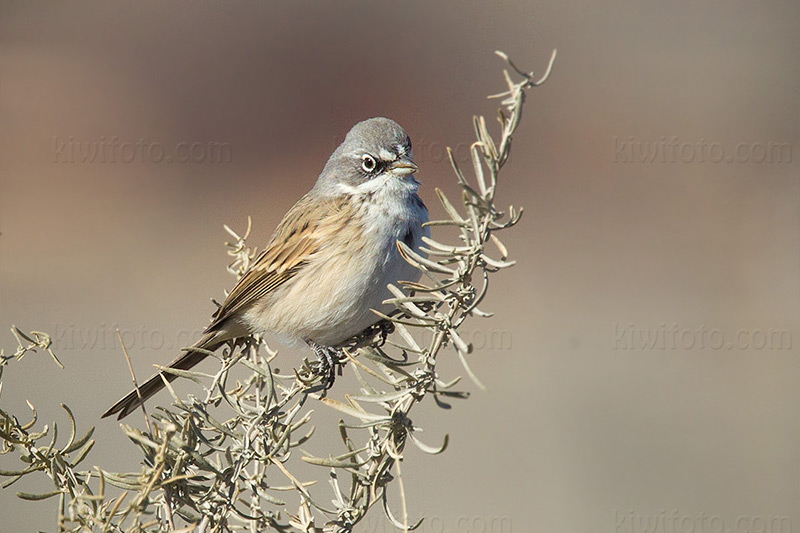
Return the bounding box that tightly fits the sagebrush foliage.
[0,50,555,532]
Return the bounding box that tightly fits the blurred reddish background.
[1,2,799,531]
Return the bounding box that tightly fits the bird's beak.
[389,159,418,176]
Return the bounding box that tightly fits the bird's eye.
[361,154,377,173]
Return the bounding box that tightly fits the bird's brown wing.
[207,192,349,332]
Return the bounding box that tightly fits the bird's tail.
[101,331,226,420]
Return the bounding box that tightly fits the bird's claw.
[307,341,343,388]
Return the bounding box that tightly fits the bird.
[102,117,429,420]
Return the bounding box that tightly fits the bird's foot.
[344,319,396,351]
[374,319,395,346]
[306,341,344,388]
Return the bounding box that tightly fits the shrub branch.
[0,49,555,533]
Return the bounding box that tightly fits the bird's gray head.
[313,117,418,196]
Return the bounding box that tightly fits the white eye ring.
[361,154,377,172]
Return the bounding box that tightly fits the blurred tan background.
[2,1,799,531]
